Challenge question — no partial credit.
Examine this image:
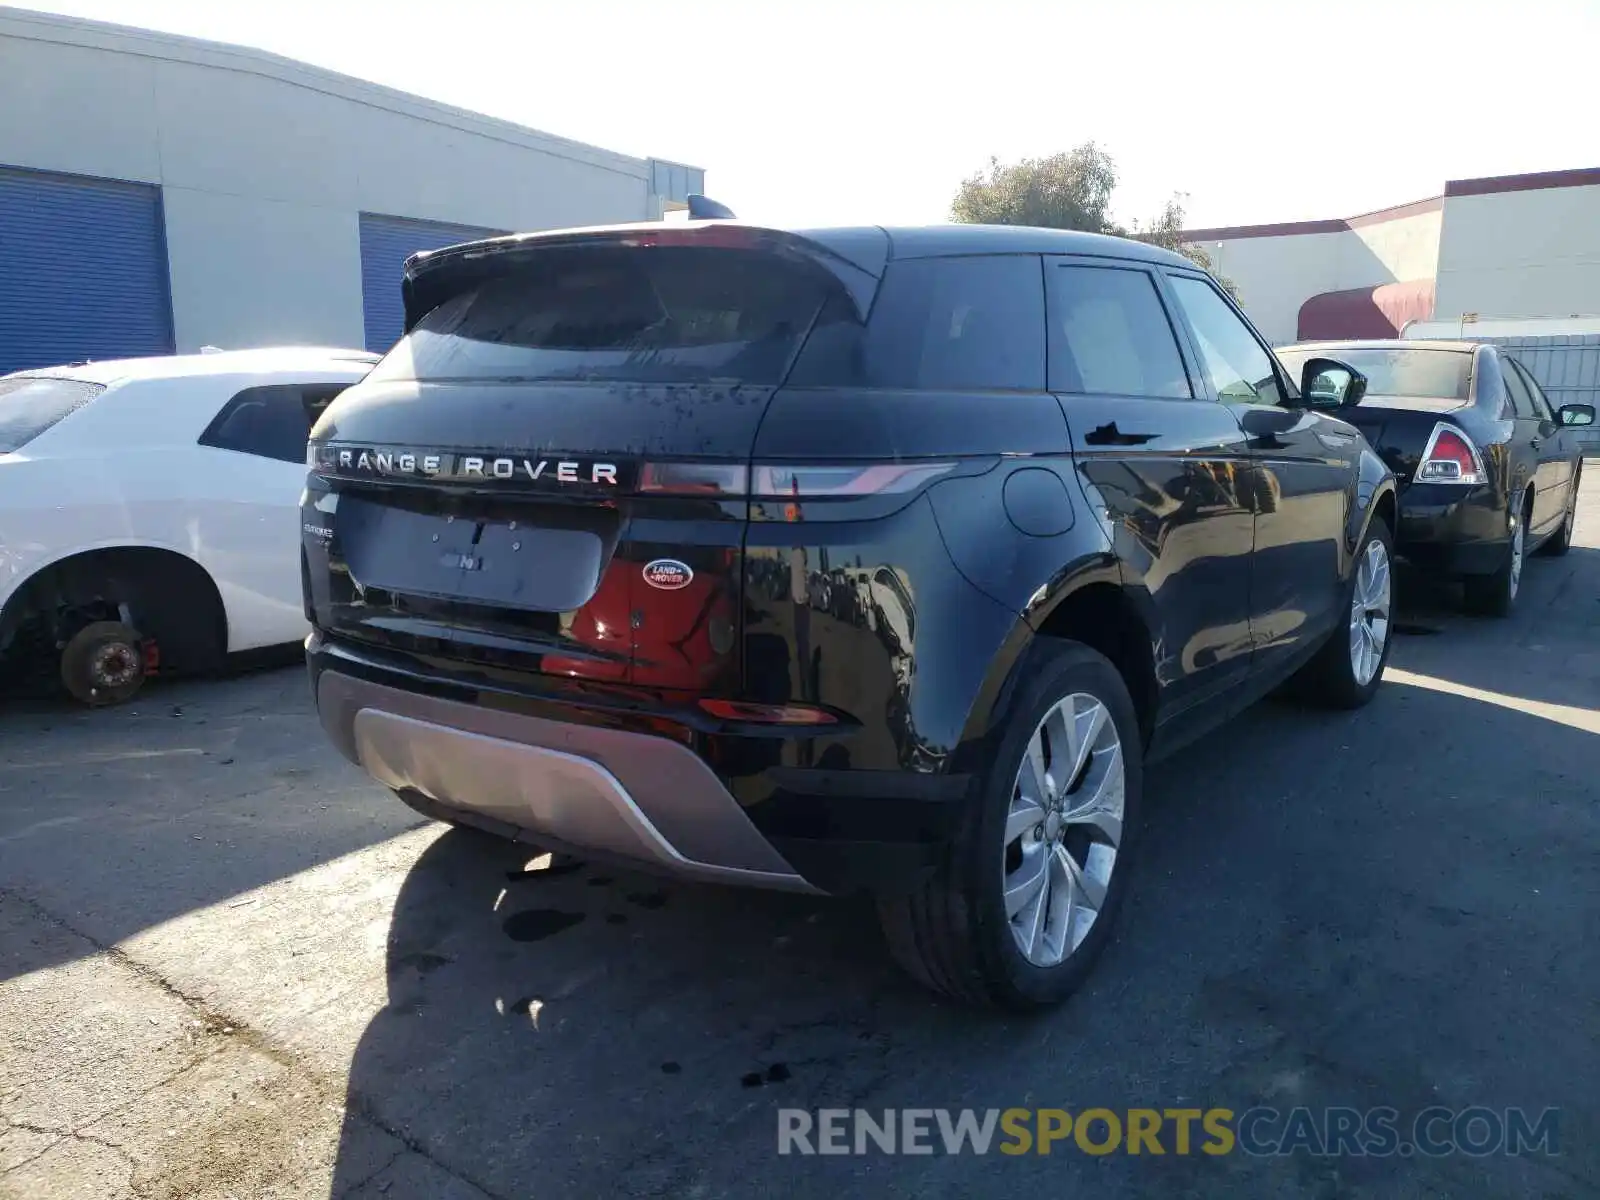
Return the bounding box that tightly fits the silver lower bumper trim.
[317,671,819,893]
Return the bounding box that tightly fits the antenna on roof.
[685,194,737,221]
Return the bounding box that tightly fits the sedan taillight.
[1416,423,1487,485]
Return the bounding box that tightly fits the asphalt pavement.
[3,473,1598,1199]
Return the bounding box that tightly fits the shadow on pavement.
[329,667,1599,1199]
[0,661,421,984]
[1388,544,1600,712]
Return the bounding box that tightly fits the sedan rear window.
[1277,347,1471,401]
[0,377,105,453]
[367,246,835,387]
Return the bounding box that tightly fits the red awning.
[1296,279,1436,340]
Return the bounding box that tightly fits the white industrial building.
[1183,167,1600,347]
[0,7,704,373]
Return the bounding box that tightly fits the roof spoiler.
[400,223,886,334]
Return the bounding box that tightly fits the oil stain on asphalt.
[740,1063,792,1088]
[502,910,586,942]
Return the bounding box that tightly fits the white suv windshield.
[0,377,106,453]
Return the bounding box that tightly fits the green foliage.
[951,144,1118,233]
[951,146,1239,300]
[1124,193,1239,300]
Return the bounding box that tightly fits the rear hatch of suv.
[302,224,879,697]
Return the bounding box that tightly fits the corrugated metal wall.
[0,165,174,374]
[358,213,504,353]
[648,159,705,205]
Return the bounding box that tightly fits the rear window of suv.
[367,245,837,387]
[0,376,105,453]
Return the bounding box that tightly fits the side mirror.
[1558,403,1596,427]
[1298,357,1368,410]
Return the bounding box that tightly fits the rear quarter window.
[0,376,105,452]
[789,255,1046,391]
[200,384,340,465]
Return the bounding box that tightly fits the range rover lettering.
[303,212,1397,1009]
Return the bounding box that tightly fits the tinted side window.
[1510,359,1556,421]
[1046,264,1191,398]
[789,255,1045,391]
[200,385,316,465]
[1167,276,1285,405]
[1500,355,1536,418]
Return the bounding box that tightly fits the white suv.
[0,347,376,705]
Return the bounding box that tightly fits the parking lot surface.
[4,473,1599,1200]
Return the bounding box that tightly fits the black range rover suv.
[303,217,1397,1009]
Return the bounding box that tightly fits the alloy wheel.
[1002,693,1125,968]
[1348,536,1392,687]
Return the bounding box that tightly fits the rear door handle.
[1530,438,1542,450]
[1084,421,1158,447]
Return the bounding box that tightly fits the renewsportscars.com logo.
[777,1106,1561,1158]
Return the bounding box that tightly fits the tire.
[877,640,1143,1010]
[1462,496,1528,617]
[1291,517,1394,709]
[59,620,146,707]
[1537,467,1580,558]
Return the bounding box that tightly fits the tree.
[950,143,1118,232]
[1125,193,1239,299]
[951,145,1238,299]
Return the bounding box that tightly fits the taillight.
[1416,424,1486,485]
[637,462,748,496]
[636,460,956,500]
[749,463,956,497]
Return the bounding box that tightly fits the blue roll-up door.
[0,166,174,375]
[359,213,504,352]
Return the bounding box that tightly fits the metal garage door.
[0,166,174,375]
[358,213,504,353]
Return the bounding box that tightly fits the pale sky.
[18,0,1600,230]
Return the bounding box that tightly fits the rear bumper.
[309,635,968,895]
[316,666,822,893]
[1395,482,1510,577]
